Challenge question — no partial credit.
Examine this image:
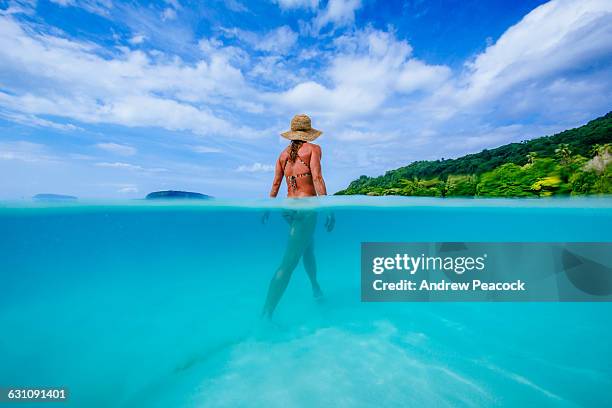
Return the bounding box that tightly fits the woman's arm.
[310,145,327,196]
[269,157,284,198]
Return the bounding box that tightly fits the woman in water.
[262,114,335,318]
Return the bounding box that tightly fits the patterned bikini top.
[283,152,312,192]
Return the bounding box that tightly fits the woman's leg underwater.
[303,241,322,298]
[262,212,316,318]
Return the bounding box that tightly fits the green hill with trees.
[335,112,612,197]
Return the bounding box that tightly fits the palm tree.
[590,143,611,158]
[590,144,603,157]
[555,143,572,165]
[526,151,538,165]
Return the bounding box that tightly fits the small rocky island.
[33,193,78,201]
[145,190,212,200]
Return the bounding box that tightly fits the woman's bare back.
[269,142,327,198]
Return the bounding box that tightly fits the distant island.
[336,112,612,197]
[33,194,78,201]
[145,190,212,200]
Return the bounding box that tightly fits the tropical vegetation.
[336,112,612,197]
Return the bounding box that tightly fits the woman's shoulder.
[305,142,321,151]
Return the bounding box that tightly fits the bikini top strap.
[296,153,310,169]
[283,151,310,173]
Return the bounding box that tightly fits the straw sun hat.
[280,114,322,142]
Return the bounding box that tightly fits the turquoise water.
[1,196,612,407]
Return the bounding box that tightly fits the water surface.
[1,196,611,407]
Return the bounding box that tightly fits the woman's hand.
[325,211,335,232]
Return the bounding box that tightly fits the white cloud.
[247,55,304,90]
[236,162,275,172]
[257,26,299,54]
[128,34,146,45]
[222,25,298,55]
[298,48,319,60]
[225,0,248,13]
[275,28,451,117]
[48,0,113,16]
[1,0,37,16]
[192,145,222,153]
[117,185,138,193]
[0,141,57,163]
[50,0,75,6]
[396,59,451,93]
[94,162,168,174]
[0,111,80,130]
[448,0,612,110]
[0,15,266,138]
[164,0,181,8]
[95,162,142,170]
[313,0,362,32]
[161,7,176,21]
[328,29,450,94]
[95,142,137,156]
[276,0,611,134]
[274,0,318,10]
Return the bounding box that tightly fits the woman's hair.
[288,140,304,162]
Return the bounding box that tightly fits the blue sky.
[0,0,611,198]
